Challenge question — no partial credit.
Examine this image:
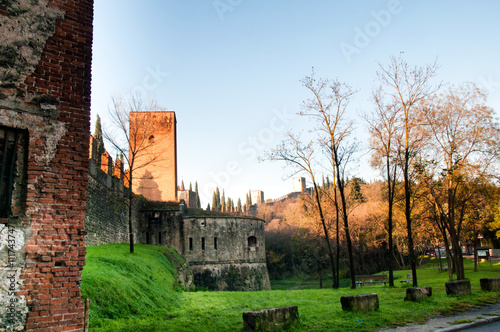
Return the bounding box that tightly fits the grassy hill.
[82,245,500,331]
[81,244,185,326]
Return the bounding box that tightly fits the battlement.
[88,135,127,190]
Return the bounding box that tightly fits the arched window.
[248,236,257,247]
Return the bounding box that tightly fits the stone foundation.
[191,262,271,291]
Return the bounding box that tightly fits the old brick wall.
[130,111,177,202]
[0,0,93,330]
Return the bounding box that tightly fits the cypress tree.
[222,190,226,212]
[195,181,201,209]
[237,198,242,213]
[93,114,105,165]
[215,187,221,211]
[349,177,365,203]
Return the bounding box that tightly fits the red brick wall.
[0,0,93,330]
[130,112,178,202]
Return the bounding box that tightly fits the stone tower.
[293,177,306,193]
[130,111,177,202]
[251,190,265,205]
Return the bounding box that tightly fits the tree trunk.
[312,183,337,289]
[473,238,478,272]
[334,188,340,289]
[129,173,134,253]
[335,162,356,289]
[404,147,417,287]
[447,175,465,280]
[386,156,395,287]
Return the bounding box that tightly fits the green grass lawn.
[82,244,500,331]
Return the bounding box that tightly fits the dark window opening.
[189,237,193,251]
[148,135,155,143]
[0,127,28,218]
[214,237,218,250]
[248,236,257,247]
[146,232,150,244]
[201,237,205,251]
[158,232,162,244]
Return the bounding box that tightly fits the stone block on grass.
[243,306,299,331]
[480,278,500,291]
[341,294,379,313]
[404,286,432,302]
[445,280,471,296]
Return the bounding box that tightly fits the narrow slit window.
[189,237,193,251]
[0,127,28,218]
[201,237,205,251]
[214,237,218,250]
[158,232,162,244]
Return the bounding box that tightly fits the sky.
[91,0,500,207]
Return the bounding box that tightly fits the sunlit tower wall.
[129,111,177,202]
[293,177,306,193]
[251,190,264,205]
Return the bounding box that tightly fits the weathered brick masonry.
[0,0,93,330]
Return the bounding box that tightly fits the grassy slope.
[81,244,183,326]
[83,246,500,331]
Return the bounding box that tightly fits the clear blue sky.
[91,0,500,207]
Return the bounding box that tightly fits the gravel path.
[378,302,500,332]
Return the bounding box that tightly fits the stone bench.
[446,280,471,296]
[341,294,379,313]
[243,306,299,331]
[404,286,432,302]
[480,278,500,291]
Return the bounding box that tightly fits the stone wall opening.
[0,127,28,218]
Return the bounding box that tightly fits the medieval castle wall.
[85,160,129,246]
[84,142,270,291]
[139,211,271,291]
[0,1,93,330]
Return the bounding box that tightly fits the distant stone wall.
[139,212,271,291]
[84,159,131,246]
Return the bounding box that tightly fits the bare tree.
[103,93,166,253]
[422,83,500,279]
[376,56,439,287]
[364,87,402,287]
[263,133,338,288]
[300,70,358,289]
